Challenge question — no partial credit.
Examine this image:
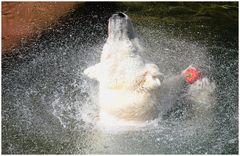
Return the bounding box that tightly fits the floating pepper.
[183,67,200,84]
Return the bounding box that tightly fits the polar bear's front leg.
[83,63,101,80]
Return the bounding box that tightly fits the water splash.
[2,3,238,154]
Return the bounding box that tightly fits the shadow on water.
[2,2,238,154]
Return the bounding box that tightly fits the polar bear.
[84,12,215,126]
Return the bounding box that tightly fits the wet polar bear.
[84,13,215,126]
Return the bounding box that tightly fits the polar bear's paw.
[188,77,216,106]
[83,64,99,80]
[83,67,94,78]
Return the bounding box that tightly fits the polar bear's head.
[102,12,143,62]
[100,13,164,91]
[108,12,137,41]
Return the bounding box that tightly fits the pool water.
[2,2,238,154]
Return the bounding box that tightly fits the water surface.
[2,2,238,154]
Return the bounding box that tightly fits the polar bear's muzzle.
[108,12,137,40]
[113,12,126,18]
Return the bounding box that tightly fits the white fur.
[84,13,163,124]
